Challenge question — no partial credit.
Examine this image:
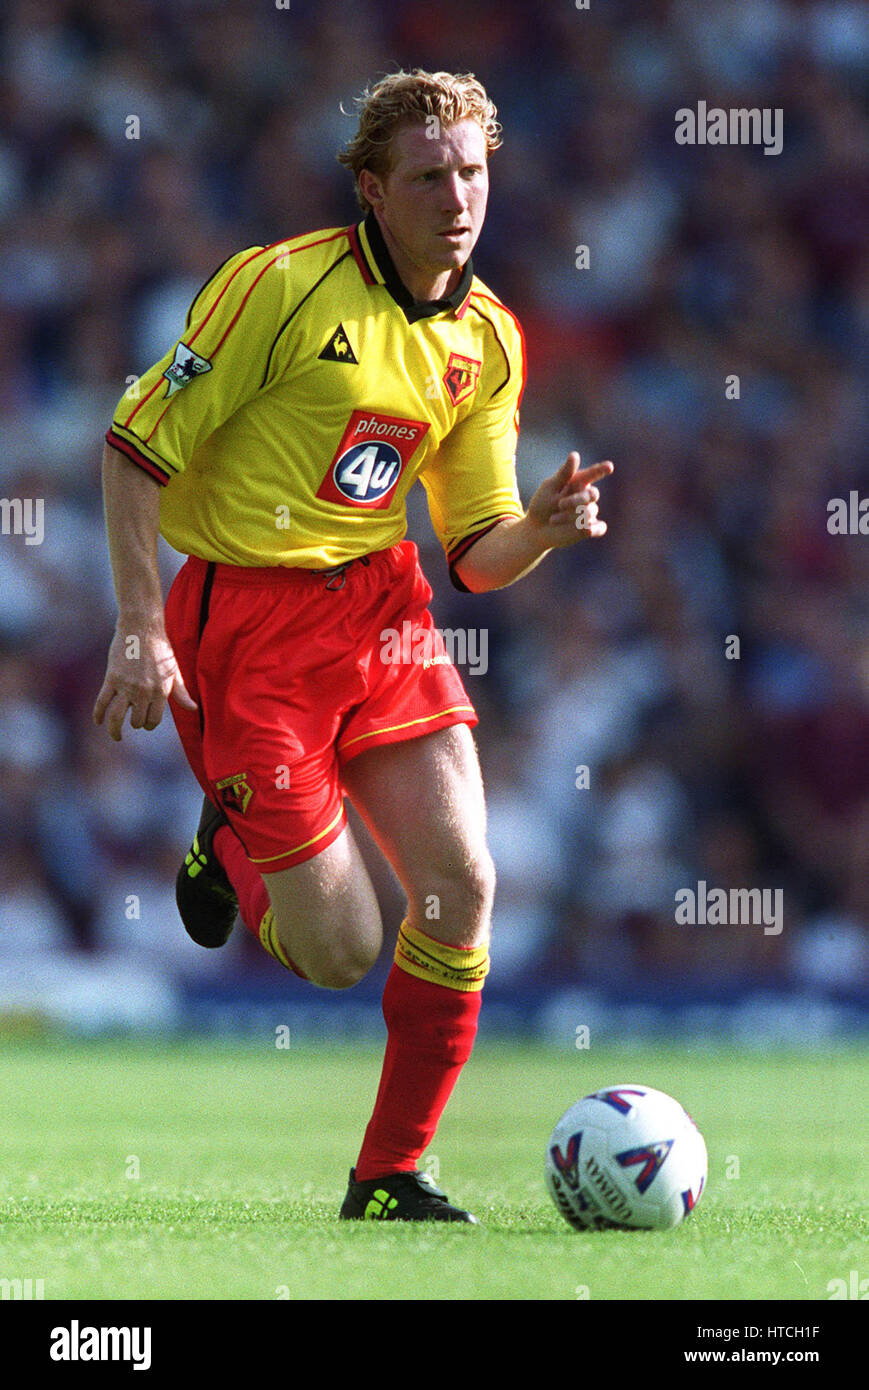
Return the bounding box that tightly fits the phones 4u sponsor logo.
[317,410,430,509]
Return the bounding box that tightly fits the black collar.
[363,211,473,323]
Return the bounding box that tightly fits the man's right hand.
[93,624,197,742]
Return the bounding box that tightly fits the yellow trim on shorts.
[249,805,346,865]
[337,705,476,754]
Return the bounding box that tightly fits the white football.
[545,1084,707,1231]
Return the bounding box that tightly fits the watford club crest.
[442,352,481,406]
[215,772,254,816]
[318,324,358,364]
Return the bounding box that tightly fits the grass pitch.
[0,1037,865,1301]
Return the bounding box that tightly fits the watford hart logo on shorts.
[442,352,481,407]
[216,772,254,816]
[162,341,212,397]
[317,410,430,510]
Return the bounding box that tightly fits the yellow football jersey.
[107,214,526,580]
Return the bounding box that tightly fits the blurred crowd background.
[0,0,866,1037]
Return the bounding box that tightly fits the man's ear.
[358,167,385,212]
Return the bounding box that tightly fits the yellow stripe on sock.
[395,919,489,992]
[258,908,293,971]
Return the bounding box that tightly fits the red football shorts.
[164,542,478,873]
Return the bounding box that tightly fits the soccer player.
[94,70,612,1222]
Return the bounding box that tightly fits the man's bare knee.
[270,903,382,990]
[302,935,381,991]
[413,848,496,946]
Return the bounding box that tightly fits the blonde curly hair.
[338,69,502,212]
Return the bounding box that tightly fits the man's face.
[360,118,489,296]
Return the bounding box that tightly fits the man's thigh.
[340,724,495,947]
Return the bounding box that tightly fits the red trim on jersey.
[268,229,349,260]
[188,233,348,353]
[182,246,273,350]
[265,230,348,255]
[469,290,528,416]
[209,255,282,354]
[347,223,376,284]
[455,288,473,320]
[120,375,165,432]
[447,515,510,568]
[105,429,171,485]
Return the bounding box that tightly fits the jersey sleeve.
[106,246,292,484]
[419,309,526,589]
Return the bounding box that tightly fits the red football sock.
[354,962,482,1181]
[214,824,270,936]
[213,824,306,978]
